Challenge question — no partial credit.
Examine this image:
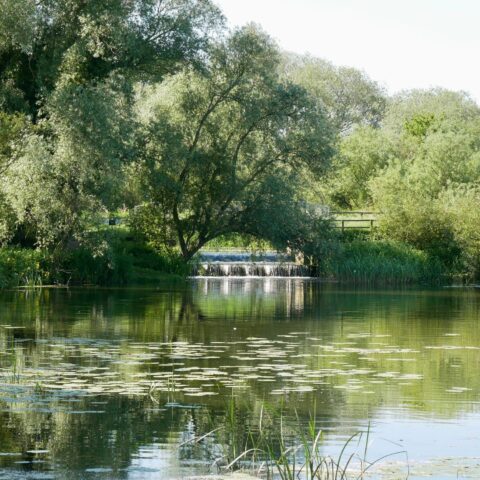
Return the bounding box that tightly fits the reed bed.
[324,239,444,285]
[181,399,407,480]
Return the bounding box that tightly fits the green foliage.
[283,53,386,135]
[0,111,28,165]
[132,25,334,259]
[1,0,479,286]
[53,243,133,286]
[404,112,439,138]
[370,168,462,267]
[0,229,190,287]
[2,69,135,248]
[323,88,480,280]
[4,133,101,248]
[0,0,36,55]
[124,236,191,278]
[323,239,444,285]
[0,111,30,243]
[384,88,480,133]
[0,0,223,116]
[202,233,272,251]
[0,248,49,287]
[441,186,480,280]
[0,0,223,255]
[50,229,191,285]
[327,126,395,208]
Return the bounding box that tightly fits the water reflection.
[0,281,480,478]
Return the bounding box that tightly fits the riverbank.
[321,238,446,285]
[187,475,259,480]
[0,238,189,288]
[0,235,466,288]
[186,457,480,479]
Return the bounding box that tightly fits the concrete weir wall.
[192,251,311,277]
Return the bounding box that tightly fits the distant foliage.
[323,88,480,280]
[283,53,387,135]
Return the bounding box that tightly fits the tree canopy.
[282,53,386,135]
[131,26,334,259]
[0,0,223,116]
[0,0,224,250]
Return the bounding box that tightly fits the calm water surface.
[1,280,480,479]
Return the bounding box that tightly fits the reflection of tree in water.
[1,285,480,475]
[0,394,222,477]
[0,393,332,477]
[2,283,472,343]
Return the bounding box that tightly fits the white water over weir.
[193,252,311,277]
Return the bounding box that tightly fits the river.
[1,280,480,479]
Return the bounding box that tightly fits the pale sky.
[214,0,480,103]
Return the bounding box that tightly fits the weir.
[193,252,311,277]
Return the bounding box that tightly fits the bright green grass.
[323,239,445,285]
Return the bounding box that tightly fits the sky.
[213,0,480,103]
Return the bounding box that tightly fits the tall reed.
[324,239,445,285]
[180,398,408,480]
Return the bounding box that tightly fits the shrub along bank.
[0,236,449,288]
[0,232,190,288]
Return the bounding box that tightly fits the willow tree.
[132,26,334,259]
[282,54,386,136]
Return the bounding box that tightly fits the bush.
[369,163,462,268]
[442,186,480,281]
[52,245,134,286]
[124,237,192,278]
[0,248,49,287]
[0,228,193,289]
[50,230,191,285]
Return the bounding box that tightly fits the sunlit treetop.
[0,0,224,115]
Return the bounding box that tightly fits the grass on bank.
[321,235,446,285]
[202,233,274,252]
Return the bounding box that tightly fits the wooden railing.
[331,211,379,231]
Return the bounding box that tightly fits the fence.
[332,211,379,231]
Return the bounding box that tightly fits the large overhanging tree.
[0,0,223,248]
[132,26,334,260]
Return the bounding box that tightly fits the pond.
[0,280,480,479]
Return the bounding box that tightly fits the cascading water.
[192,252,311,277]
